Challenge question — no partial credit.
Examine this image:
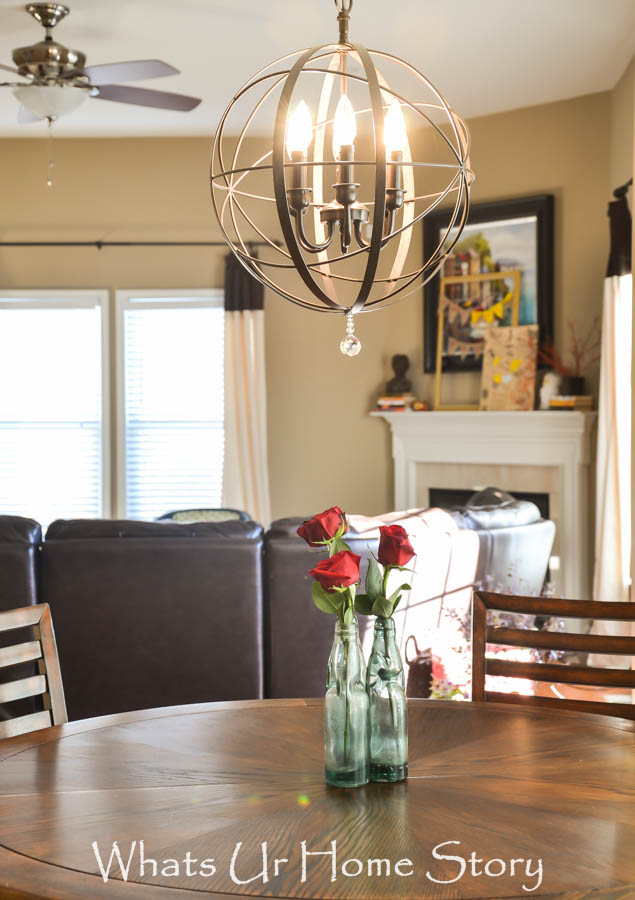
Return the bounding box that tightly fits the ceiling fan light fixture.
[13,84,87,120]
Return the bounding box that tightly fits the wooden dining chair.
[472,590,635,719]
[0,604,67,738]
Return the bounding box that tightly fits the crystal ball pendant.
[340,313,362,356]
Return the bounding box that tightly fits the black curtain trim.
[224,252,265,312]
[606,195,632,277]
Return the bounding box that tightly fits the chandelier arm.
[217,161,467,278]
[272,44,345,311]
[354,219,370,248]
[294,213,335,252]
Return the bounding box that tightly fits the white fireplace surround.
[373,410,597,600]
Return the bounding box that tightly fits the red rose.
[297,506,347,547]
[308,550,361,592]
[377,524,415,567]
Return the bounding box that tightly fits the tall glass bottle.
[366,616,408,782]
[324,620,369,787]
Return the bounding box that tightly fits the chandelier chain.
[334,0,352,44]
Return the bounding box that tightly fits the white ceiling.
[0,0,634,137]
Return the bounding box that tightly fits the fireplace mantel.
[372,410,597,599]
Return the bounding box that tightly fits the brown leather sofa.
[0,516,42,720]
[0,516,40,612]
[40,518,264,720]
[0,492,555,719]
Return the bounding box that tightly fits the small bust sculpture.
[386,354,412,395]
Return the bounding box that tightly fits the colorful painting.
[437,268,520,364]
[423,195,553,372]
[480,325,539,411]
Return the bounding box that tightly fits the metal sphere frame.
[211,0,474,323]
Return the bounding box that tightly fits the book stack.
[376,394,417,412]
[548,395,593,411]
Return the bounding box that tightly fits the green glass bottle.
[324,620,369,788]
[366,616,408,782]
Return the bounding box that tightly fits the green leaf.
[372,596,394,618]
[365,557,383,601]
[387,583,411,604]
[311,581,336,615]
[328,590,345,610]
[343,605,354,625]
[354,593,374,615]
[330,537,352,555]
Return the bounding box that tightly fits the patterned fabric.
[166,510,243,524]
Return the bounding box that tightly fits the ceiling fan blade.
[94,84,201,111]
[78,59,179,86]
[0,64,21,75]
[18,104,42,124]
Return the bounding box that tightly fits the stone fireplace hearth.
[372,410,597,600]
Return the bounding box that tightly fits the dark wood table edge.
[1,696,633,765]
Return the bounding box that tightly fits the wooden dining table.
[0,697,634,900]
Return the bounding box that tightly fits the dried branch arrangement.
[536,316,601,376]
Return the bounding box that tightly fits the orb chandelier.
[211,0,473,355]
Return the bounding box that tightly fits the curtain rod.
[613,177,633,199]
[0,240,277,249]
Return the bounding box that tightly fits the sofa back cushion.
[40,519,264,720]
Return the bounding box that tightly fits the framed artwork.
[434,269,521,410]
[423,194,554,372]
[480,325,539,411]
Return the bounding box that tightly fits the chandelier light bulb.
[332,93,356,156]
[384,98,407,155]
[286,100,313,156]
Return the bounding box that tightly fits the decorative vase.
[324,619,369,788]
[560,375,586,396]
[367,617,408,782]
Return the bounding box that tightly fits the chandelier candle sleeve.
[384,99,406,236]
[286,101,312,206]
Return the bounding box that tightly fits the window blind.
[0,302,104,527]
[122,300,224,520]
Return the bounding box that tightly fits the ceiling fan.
[0,3,202,123]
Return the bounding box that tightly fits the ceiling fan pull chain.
[46,117,54,188]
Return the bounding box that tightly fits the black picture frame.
[423,194,554,372]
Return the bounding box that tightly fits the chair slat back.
[0,604,67,738]
[472,590,635,720]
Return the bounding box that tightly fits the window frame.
[0,289,111,519]
[114,289,225,519]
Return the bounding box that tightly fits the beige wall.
[610,57,635,188]
[0,88,618,520]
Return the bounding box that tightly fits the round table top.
[0,698,634,900]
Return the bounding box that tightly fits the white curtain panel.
[222,309,272,527]
[589,273,632,668]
